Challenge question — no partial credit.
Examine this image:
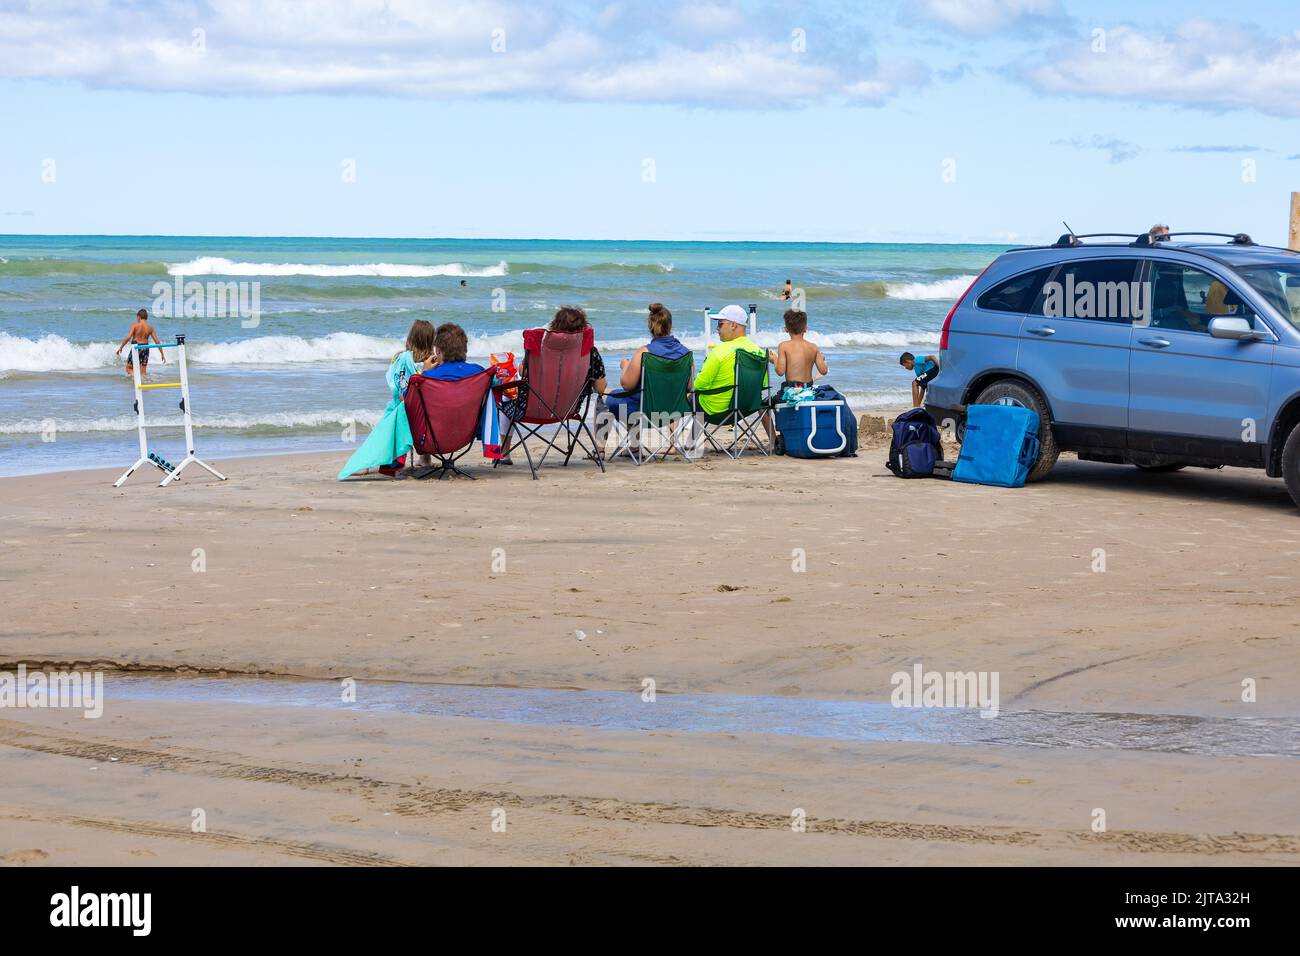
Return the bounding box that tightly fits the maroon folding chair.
[404,369,494,480]
[498,327,605,480]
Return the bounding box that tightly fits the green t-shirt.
[693,336,767,416]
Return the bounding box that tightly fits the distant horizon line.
[0,231,1021,247]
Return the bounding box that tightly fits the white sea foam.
[480,329,938,353]
[166,257,510,278]
[0,332,121,372]
[665,329,939,350]
[0,331,405,371]
[189,332,400,365]
[0,410,381,435]
[884,275,977,300]
[0,328,940,374]
[836,388,913,409]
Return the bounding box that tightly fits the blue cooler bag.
[953,404,1040,488]
[775,398,856,458]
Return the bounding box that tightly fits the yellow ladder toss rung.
[137,382,183,390]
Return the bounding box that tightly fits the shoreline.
[0,411,900,481]
[0,443,350,481]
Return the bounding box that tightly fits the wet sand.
[1,435,1297,865]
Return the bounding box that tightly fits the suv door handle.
[1026,326,1056,337]
[1138,337,1171,348]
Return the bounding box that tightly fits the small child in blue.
[899,351,939,408]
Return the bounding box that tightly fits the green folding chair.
[693,349,773,458]
[607,353,696,464]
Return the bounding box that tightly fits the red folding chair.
[404,369,495,480]
[498,328,605,480]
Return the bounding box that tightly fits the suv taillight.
[939,264,991,351]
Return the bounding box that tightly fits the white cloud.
[671,3,746,36]
[1051,135,1139,164]
[0,0,926,106]
[918,0,1063,35]
[1022,19,1300,118]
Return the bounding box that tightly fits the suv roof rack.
[1050,231,1256,249]
[1010,233,1297,262]
[1131,231,1255,247]
[1052,232,1143,248]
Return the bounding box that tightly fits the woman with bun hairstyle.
[605,303,692,420]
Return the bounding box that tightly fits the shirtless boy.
[768,309,826,389]
[115,309,165,378]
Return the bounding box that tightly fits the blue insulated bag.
[952,404,1040,488]
[774,385,858,458]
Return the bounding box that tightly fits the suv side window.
[1146,262,1256,334]
[976,267,1051,313]
[1037,259,1141,323]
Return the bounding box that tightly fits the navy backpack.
[886,407,943,478]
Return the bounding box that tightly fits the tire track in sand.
[0,808,409,867]
[2,720,1295,859]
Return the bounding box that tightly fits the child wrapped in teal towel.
[338,321,436,479]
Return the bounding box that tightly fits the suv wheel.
[1281,424,1300,507]
[971,379,1060,482]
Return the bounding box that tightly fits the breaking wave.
[0,410,381,435]
[878,275,977,300]
[0,328,941,374]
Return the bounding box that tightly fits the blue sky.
[2,0,1299,244]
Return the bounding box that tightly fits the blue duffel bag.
[953,404,1040,488]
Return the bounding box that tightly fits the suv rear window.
[976,267,1050,313]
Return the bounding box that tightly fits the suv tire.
[1281,424,1300,507]
[971,379,1060,482]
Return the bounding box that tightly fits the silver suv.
[923,232,1300,505]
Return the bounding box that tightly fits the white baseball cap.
[714,304,747,325]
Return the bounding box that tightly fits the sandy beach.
[1,429,1296,866]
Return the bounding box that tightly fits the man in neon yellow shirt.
[693,304,768,416]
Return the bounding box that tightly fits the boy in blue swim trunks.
[899,351,938,408]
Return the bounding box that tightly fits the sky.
[2,0,1299,245]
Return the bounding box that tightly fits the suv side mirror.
[1209,316,1268,341]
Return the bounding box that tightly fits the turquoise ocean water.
[0,236,1004,476]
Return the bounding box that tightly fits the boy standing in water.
[115,309,165,379]
[769,309,827,394]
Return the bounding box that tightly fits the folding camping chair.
[498,327,606,480]
[606,352,698,465]
[692,348,774,458]
[403,368,495,479]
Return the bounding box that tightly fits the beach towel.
[337,351,419,480]
[781,384,817,405]
[481,389,503,460]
